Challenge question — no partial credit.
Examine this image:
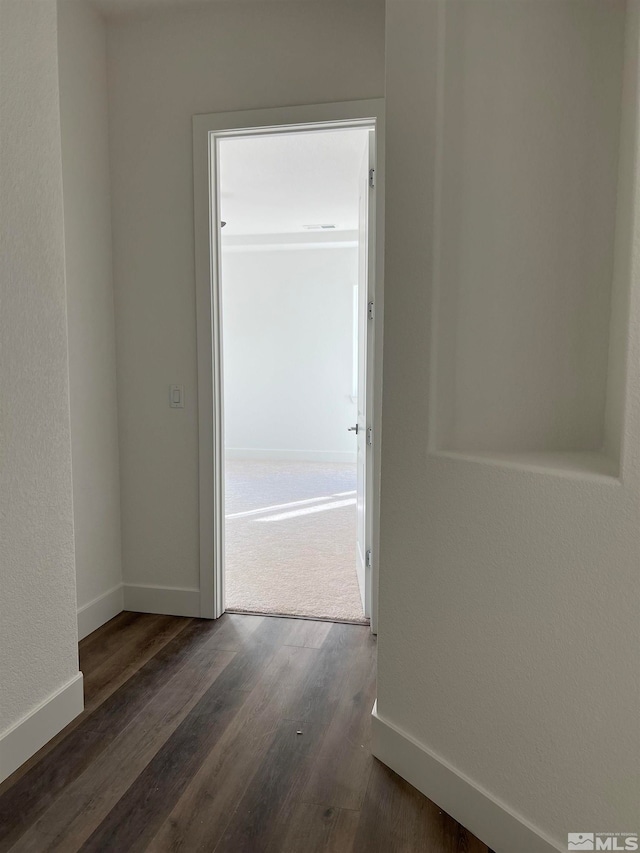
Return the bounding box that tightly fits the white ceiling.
[218,128,370,239]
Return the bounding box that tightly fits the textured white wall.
[107,1,385,589]
[222,247,358,461]
[379,0,640,845]
[57,0,123,610]
[0,0,80,735]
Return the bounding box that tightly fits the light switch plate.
[169,385,184,408]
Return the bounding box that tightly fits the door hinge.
[366,549,373,568]
[366,426,373,447]
[369,168,375,189]
[368,301,374,320]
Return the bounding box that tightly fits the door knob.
[348,425,359,434]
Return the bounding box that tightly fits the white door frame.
[193,99,385,632]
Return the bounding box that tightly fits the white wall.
[57,0,124,634]
[0,0,83,782]
[377,1,640,849]
[434,0,625,459]
[106,1,385,593]
[222,246,358,463]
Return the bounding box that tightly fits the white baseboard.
[0,672,84,784]
[371,702,563,853]
[77,584,124,641]
[123,584,201,618]
[225,447,357,464]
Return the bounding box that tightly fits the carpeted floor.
[224,459,367,623]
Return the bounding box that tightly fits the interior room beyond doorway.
[218,127,371,624]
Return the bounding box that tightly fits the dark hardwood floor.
[0,612,490,852]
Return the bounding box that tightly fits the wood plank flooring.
[0,612,491,852]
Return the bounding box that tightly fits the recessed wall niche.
[431,0,634,477]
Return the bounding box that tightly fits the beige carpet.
[224,459,367,623]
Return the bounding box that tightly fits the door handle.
[348,425,359,434]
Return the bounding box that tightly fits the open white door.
[354,132,374,619]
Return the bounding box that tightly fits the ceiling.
[218,128,370,240]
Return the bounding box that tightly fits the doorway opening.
[193,101,383,630]
[220,128,370,623]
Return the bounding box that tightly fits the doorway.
[193,101,384,631]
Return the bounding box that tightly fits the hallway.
[0,613,488,852]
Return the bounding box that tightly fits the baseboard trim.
[225,447,357,464]
[0,672,84,784]
[371,702,563,853]
[77,584,124,640]
[123,584,201,618]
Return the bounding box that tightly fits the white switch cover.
[169,385,184,408]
